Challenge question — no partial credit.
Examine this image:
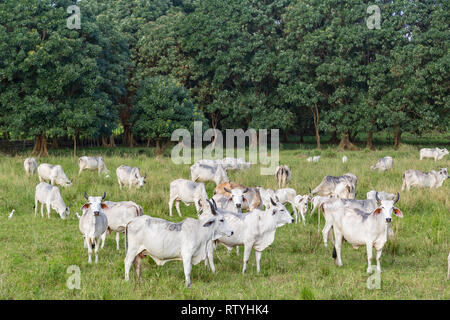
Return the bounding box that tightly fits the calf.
[116,165,147,189]
[321,192,403,273]
[78,156,109,175]
[79,192,109,263]
[420,148,449,162]
[24,157,37,175]
[100,201,143,251]
[313,156,320,163]
[274,188,304,224]
[342,156,348,164]
[38,163,72,187]
[276,165,291,188]
[370,156,394,171]
[207,198,293,274]
[190,163,229,186]
[124,200,233,287]
[169,179,208,217]
[402,168,448,190]
[34,182,70,219]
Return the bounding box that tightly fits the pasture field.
[0,144,449,300]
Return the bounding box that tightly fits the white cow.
[24,157,37,175]
[274,188,305,224]
[116,165,147,189]
[79,192,109,263]
[78,156,109,175]
[168,179,208,217]
[310,173,357,199]
[419,148,449,162]
[402,168,448,191]
[366,190,395,200]
[342,156,348,163]
[313,156,321,163]
[321,192,403,273]
[214,182,262,211]
[276,165,291,188]
[34,182,70,219]
[370,156,394,171]
[37,163,72,187]
[124,200,233,287]
[100,201,143,251]
[190,163,229,186]
[206,198,294,274]
[212,186,249,213]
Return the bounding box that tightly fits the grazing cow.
[402,168,448,191]
[24,157,37,175]
[190,163,229,186]
[310,173,357,199]
[37,163,72,187]
[313,156,321,163]
[100,201,143,251]
[366,190,395,200]
[124,200,233,287]
[34,182,70,219]
[168,179,208,217]
[370,156,394,171]
[116,165,147,189]
[342,156,348,164]
[321,192,403,273]
[206,198,294,274]
[419,148,449,162]
[276,165,291,188]
[78,156,109,176]
[214,182,262,211]
[293,195,309,225]
[307,157,313,162]
[79,192,109,263]
[220,157,251,170]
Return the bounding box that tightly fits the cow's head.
[440,149,449,156]
[82,192,108,216]
[269,198,294,226]
[203,199,233,239]
[135,173,146,188]
[438,168,448,179]
[224,187,248,210]
[372,192,403,223]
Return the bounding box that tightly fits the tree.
[130,76,205,156]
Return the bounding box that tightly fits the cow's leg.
[182,255,193,288]
[115,232,120,251]
[78,167,83,176]
[40,202,44,218]
[83,236,87,248]
[401,178,406,191]
[168,197,174,217]
[255,251,262,273]
[375,248,383,273]
[46,203,51,218]
[87,238,93,264]
[366,242,374,273]
[333,230,343,266]
[133,255,143,283]
[175,200,182,217]
[100,231,106,249]
[206,242,216,273]
[124,246,139,281]
[322,220,333,247]
[242,244,252,274]
[34,198,38,217]
[94,238,99,263]
[118,179,122,189]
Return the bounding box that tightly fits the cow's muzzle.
[94,211,100,216]
[386,218,392,223]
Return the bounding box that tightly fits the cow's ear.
[228,197,233,202]
[203,218,215,228]
[393,207,403,218]
[101,203,108,209]
[373,208,382,215]
[82,203,90,210]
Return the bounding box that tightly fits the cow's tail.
[124,221,133,253]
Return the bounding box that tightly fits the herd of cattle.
[18,147,449,287]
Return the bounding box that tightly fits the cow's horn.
[394,192,399,203]
[243,187,249,193]
[224,187,231,193]
[375,191,380,202]
[206,199,217,215]
[212,198,218,210]
[102,192,106,200]
[84,192,89,200]
[270,197,277,206]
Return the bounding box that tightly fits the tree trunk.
[73,135,77,158]
[282,131,289,143]
[155,140,171,157]
[394,127,402,149]
[123,125,134,147]
[329,130,339,144]
[51,137,59,149]
[109,135,116,147]
[102,136,109,147]
[338,133,359,150]
[310,104,321,149]
[366,131,375,150]
[32,134,49,157]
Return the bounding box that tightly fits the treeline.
[0,0,448,156]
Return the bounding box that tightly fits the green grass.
[0,144,449,299]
